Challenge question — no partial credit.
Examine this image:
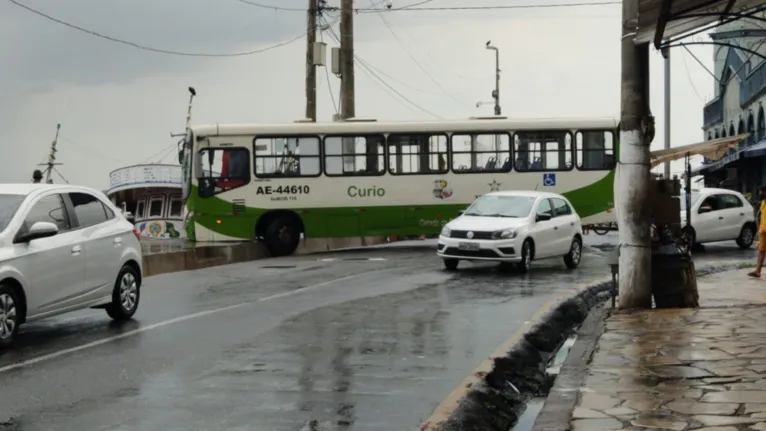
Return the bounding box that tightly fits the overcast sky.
[0,0,714,189]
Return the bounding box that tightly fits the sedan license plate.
[458,242,480,251]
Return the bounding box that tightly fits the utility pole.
[339,0,355,120]
[616,0,653,309]
[486,41,501,116]
[305,0,318,121]
[340,0,357,173]
[39,123,62,184]
[663,48,671,179]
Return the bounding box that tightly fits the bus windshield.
[464,195,536,218]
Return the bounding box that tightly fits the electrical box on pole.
[331,47,341,76]
[312,41,326,67]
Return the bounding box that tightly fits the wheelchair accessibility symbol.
[543,173,556,187]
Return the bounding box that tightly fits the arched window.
[758,106,765,142]
[747,112,755,146]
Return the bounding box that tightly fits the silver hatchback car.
[0,184,143,348]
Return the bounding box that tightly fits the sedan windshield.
[464,195,536,218]
[0,194,25,233]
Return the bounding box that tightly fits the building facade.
[697,14,766,196]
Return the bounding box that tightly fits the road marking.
[418,279,610,431]
[0,265,420,374]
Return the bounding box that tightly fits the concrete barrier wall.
[142,236,388,277]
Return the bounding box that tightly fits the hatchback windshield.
[0,194,26,233]
[464,195,536,218]
[679,192,701,210]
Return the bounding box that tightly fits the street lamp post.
[486,41,501,116]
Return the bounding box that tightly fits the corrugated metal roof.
[636,0,765,47]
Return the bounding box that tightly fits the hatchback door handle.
[553,226,559,230]
[718,216,724,220]
[741,213,745,216]
[71,245,82,254]
[570,222,574,226]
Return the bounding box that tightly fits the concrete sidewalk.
[534,268,766,431]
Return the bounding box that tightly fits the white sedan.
[0,184,144,348]
[437,191,583,273]
[680,187,757,248]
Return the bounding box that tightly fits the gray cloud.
[0,0,306,88]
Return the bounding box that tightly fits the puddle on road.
[511,398,544,431]
[511,334,577,430]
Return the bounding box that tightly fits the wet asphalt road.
[0,234,755,431]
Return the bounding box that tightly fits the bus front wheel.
[264,217,301,257]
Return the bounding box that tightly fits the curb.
[418,260,751,431]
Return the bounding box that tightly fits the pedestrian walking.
[748,185,766,278]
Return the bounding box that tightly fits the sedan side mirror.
[15,221,58,244]
[536,213,552,222]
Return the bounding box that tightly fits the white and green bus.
[178,117,618,256]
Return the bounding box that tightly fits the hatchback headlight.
[492,228,518,239]
[440,226,451,237]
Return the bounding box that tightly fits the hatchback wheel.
[564,237,582,269]
[0,284,20,348]
[516,240,533,274]
[106,265,140,321]
[443,258,459,270]
[737,224,756,249]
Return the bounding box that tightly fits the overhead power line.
[8,0,305,57]
[236,0,619,13]
[322,21,442,118]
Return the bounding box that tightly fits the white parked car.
[680,187,756,248]
[437,191,583,272]
[0,184,143,348]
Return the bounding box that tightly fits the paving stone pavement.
[567,269,766,431]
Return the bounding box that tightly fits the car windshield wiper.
[463,212,483,216]
[485,214,517,218]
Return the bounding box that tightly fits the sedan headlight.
[440,226,451,237]
[492,228,518,239]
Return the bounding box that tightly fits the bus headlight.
[440,226,451,237]
[493,228,518,239]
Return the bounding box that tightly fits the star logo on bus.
[488,180,501,192]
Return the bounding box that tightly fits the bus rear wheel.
[264,217,301,257]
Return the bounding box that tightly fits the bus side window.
[323,135,385,176]
[576,130,616,170]
[514,131,572,172]
[254,136,321,177]
[388,133,448,175]
[451,133,511,174]
[198,147,251,197]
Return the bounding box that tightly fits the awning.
[741,138,766,158]
[637,0,766,48]
[650,133,748,169]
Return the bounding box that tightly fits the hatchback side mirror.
[15,221,58,243]
[536,213,552,222]
[698,206,712,214]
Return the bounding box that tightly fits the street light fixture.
[485,41,501,116]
